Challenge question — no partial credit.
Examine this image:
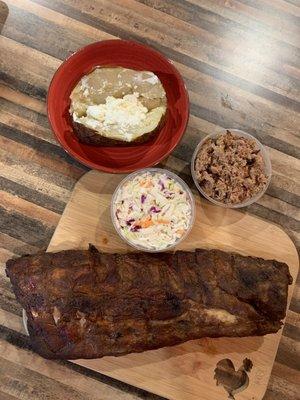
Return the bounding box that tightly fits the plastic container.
[191,129,272,208]
[111,168,195,252]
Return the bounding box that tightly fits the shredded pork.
[194,130,268,204]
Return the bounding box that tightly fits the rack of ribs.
[6,245,292,359]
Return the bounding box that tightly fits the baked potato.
[69,67,167,146]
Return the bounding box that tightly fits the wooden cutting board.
[47,170,298,400]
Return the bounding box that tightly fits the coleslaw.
[112,171,193,250]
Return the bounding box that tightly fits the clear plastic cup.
[191,129,272,208]
[111,168,195,252]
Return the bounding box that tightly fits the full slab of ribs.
[6,245,292,359]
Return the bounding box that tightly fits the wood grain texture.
[0,0,299,399]
[45,170,299,400]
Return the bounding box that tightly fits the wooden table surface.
[0,1,299,399]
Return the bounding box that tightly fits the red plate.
[47,40,189,173]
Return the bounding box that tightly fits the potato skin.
[71,114,166,147]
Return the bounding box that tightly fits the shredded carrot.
[134,217,170,229]
[135,216,154,228]
[156,219,170,225]
[141,219,154,228]
[140,180,154,188]
[176,229,185,235]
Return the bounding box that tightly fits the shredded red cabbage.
[150,206,161,213]
[131,225,141,232]
[158,179,165,190]
[164,191,175,199]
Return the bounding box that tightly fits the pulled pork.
[194,130,268,205]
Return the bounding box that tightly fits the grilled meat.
[6,245,292,359]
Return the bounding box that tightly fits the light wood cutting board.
[47,170,298,400]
